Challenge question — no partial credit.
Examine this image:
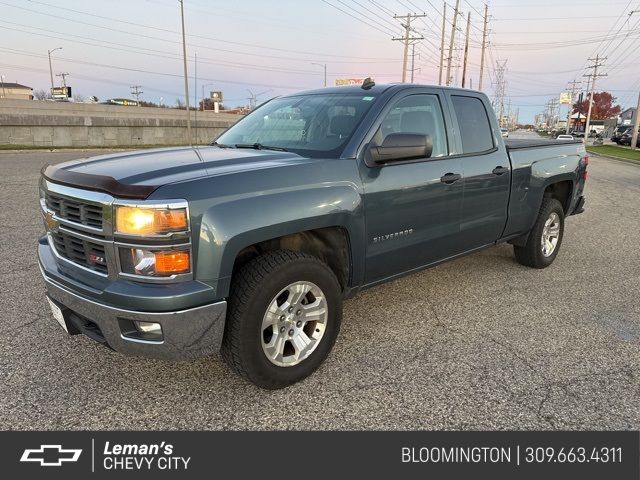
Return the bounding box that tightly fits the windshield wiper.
[211,141,232,148]
[235,143,288,152]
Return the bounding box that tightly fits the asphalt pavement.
[1,139,638,430]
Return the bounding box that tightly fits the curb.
[586,150,640,166]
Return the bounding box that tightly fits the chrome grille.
[45,192,103,229]
[50,231,108,274]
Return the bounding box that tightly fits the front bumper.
[39,237,227,360]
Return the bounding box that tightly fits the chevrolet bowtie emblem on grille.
[44,210,60,232]
[20,445,82,467]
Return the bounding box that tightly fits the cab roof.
[281,83,485,98]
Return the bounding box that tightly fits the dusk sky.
[1,0,639,123]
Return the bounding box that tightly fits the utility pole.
[56,72,69,87]
[479,4,488,91]
[548,98,559,130]
[130,85,143,105]
[438,1,446,85]
[393,13,427,83]
[461,11,471,88]
[194,52,198,143]
[446,0,460,86]
[583,54,607,143]
[47,47,62,91]
[631,91,640,150]
[179,0,192,144]
[410,44,420,83]
[566,79,581,134]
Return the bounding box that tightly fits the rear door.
[447,93,511,250]
[359,89,465,284]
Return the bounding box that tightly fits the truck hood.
[43,146,307,199]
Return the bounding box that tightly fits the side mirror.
[367,133,433,166]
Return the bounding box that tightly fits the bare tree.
[33,89,52,100]
[73,93,86,102]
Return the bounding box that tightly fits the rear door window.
[451,95,495,154]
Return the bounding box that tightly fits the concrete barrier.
[0,99,242,147]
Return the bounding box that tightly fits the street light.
[311,63,327,87]
[47,47,62,91]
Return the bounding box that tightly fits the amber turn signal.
[153,251,191,275]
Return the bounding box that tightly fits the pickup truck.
[38,83,587,389]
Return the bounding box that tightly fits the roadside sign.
[51,86,71,99]
[105,98,138,106]
[335,78,365,86]
[210,91,223,102]
[559,91,572,105]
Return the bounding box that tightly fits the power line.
[1,0,398,62]
[321,0,393,36]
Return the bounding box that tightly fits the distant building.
[619,107,636,126]
[0,82,33,100]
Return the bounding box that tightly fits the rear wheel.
[514,197,565,269]
[221,250,342,389]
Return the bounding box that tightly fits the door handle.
[440,172,462,184]
[492,166,509,175]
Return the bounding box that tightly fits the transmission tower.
[492,60,508,127]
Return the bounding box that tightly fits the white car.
[500,128,509,138]
[557,134,574,141]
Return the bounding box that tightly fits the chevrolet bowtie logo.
[20,445,82,467]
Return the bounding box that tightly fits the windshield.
[214,93,377,158]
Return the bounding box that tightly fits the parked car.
[500,128,509,138]
[38,84,588,389]
[611,125,629,143]
[618,129,638,146]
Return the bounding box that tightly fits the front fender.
[195,183,364,298]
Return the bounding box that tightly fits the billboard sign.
[559,91,573,105]
[334,78,365,86]
[51,86,71,99]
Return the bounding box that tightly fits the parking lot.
[0,147,638,430]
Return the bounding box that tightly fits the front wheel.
[221,250,342,389]
[514,197,565,269]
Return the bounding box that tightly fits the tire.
[513,197,565,269]
[221,250,342,389]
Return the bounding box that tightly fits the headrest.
[330,115,356,137]
[400,110,434,134]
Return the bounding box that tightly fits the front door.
[361,91,464,284]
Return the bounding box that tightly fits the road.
[1,139,639,430]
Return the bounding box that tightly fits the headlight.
[115,206,188,236]
[120,248,191,276]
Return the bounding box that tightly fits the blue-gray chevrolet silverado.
[38,83,587,389]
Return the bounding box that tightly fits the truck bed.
[505,138,582,150]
